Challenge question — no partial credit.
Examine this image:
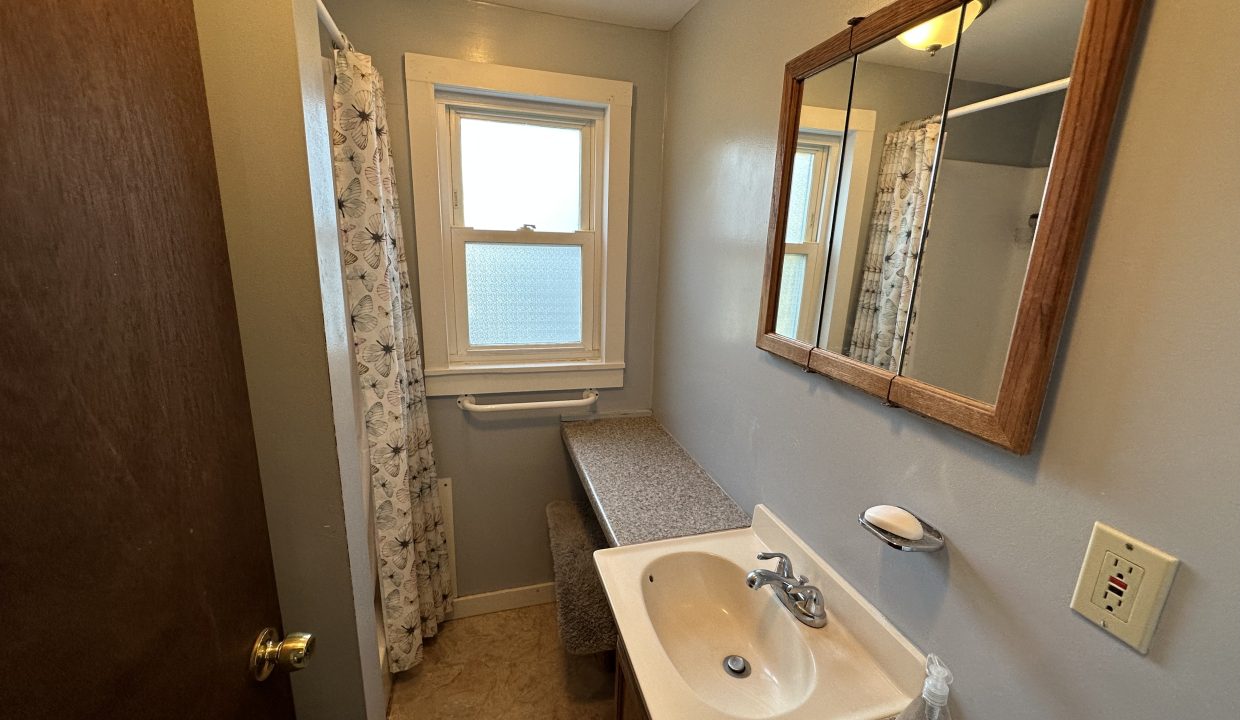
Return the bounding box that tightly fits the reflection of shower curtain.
[331,43,453,672]
[847,117,941,371]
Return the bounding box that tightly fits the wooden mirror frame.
[756,0,1142,454]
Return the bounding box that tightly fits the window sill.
[424,361,624,396]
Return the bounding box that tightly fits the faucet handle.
[793,583,827,620]
[756,551,795,580]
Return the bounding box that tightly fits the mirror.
[757,0,1142,452]
[815,28,957,370]
[903,0,1086,403]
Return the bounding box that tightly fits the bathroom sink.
[595,505,925,719]
[641,551,815,717]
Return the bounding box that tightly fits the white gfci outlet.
[1089,551,1145,622]
[1070,522,1179,653]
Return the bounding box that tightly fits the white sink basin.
[641,551,816,717]
[595,505,924,720]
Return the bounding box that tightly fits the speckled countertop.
[561,415,750,547]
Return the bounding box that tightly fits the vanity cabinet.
[616,637,651,720]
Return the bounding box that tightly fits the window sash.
[448,227,598,362]
[792,133,843,245]
[789,145,826,245]
[436,95,605,364]
[783,242,822,342]
[444,102,599,233]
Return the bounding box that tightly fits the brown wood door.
[0,1,296,718]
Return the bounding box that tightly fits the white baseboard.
[437,476,554,621]
[448,582,556,620]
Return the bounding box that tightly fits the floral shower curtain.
[331,44,452,672]
[847,116,941,371]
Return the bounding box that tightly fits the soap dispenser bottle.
[894,654,953,720]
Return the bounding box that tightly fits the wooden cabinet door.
[0,1,296,717]
[616,638,652,720]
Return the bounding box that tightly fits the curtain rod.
[947,77,1069,120]
[316,0,347,49]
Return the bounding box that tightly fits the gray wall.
[321,0,668,595]
[910,161,1049,402]
[946,91,1065,167]
[654,1,1240,719]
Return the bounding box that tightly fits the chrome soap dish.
[858,505,945,552]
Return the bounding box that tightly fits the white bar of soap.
[864,505,924,541]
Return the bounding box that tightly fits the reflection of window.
[775,253,807,338]
[445,103,599,356]
[776,132,842,341]
[785,142,834,245]
[406,54,632,394]
[784,149,817,245]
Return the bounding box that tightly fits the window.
[405,55,632,395]
[771,105,877,347]
[442,98,602,363]
[775,132,842,341]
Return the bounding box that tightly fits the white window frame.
[405,53,632,396]
[440,98,601,363]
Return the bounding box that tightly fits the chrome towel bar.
[457,389,599,414]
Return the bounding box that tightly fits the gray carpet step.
[546,500,617,655]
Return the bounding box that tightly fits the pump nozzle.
[922,654,953,707]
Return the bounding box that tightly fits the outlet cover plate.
[1071,522,1179,653]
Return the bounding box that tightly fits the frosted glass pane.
[465,243,582,346]
[775,254,807,338]
[460,117,582,232]
[784,151,814,243]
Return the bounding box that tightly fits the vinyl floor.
[389,602,615,719]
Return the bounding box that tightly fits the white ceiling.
[861,0,1086,89]
[487,0,699,31]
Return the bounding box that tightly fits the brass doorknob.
[250,627,316,681]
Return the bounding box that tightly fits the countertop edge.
[561,423,623,547]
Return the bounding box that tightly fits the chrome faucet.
[746,552,828,628]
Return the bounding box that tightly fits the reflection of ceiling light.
[897,0,989,55]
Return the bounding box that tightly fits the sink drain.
[722,654,751,678]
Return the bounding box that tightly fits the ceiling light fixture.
[897,0,990,55]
